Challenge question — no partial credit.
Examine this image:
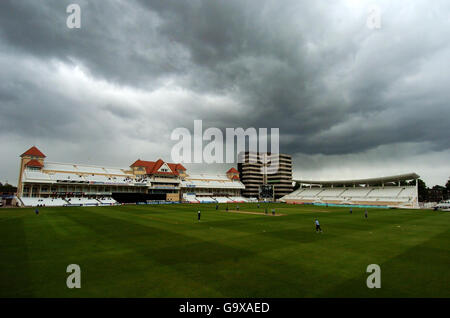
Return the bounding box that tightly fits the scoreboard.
[259,184,274,199]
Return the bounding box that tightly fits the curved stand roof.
[294,173,419,186]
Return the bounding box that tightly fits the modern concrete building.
[237,152,293,199]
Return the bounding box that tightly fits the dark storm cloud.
[137,0,450,154]
[0,0,449,185]
[0,0,188,87]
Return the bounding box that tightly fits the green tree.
[416,178,428,202]
[444,178,450,200]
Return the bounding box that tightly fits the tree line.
[416,178,450,202]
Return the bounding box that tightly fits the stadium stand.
[281,173,420,208]
[17,146,248,206]
[21,197,67,207]
[180,173,245,202]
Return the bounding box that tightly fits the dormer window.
[157,163,172,173]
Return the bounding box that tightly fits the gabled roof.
[130,159,148,167]
[175,163,186,171]
[230,175,240,180]
[25,159,44,167]
[130,159,185,176]
[21,146,46,158]
[227,167,239,174]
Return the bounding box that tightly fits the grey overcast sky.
[0,0,449,186]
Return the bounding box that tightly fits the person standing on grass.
[271,208,275,216]
[365,209,368,219]
[314,218,322,233]
[236,205,239,211]
[350,207,352,214]
[215,204,218,210]
[197,210,201,222]
[257,203,260,209]
[35,207,39,215]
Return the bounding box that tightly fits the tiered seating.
[21,197,41,206]
[282,188,305,200]
[23,170,138,185]
[397,187,416,198]
[318,188,346,202]
[45,162,132,178]
[65,198,100,206]
[319,188,345,198]
[212,197,232,203]
[341,188,371,198]
[97,197,117,205]
[20,197,68,207]
[53,173,86,182]
[197,196,216,203]
[22,161,136,186]
[42,198,68,206]
[44,163,77,172]
[229,196,249,202]
[20,196,120,207]
[74,165,108,174]
[103,168,127,175]
[183,194,199,203]
[23,171,52,182]
[282,186,418,208]
[85,174,110,183]
[296,188,324,200]
[367,187,402,198]
[134,177,149,183]
[182,174,245,190]
[110,176,134,184]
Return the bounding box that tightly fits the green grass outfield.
[0,203,448,297]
